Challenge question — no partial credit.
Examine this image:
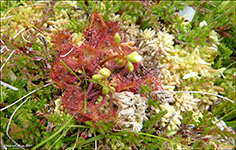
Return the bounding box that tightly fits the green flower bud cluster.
[92,68,111,81]
[125,52,143,63]
[113,51,143,72]
[113,32,142,72]
[114,58,126,66]
[92,68,115,94]
[125,52,142,72]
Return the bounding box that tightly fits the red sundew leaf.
[84,28,106,48]
[62,87,117,122]
[115,77,141,94]
[144,74,164,91]
[103,21,121,47]
[49,61,78,89]
[62,87,82,110]
[56,43,74,57]
[53,44,100,75]
[88,12,107,30]
[83,12,121,49]
[81,45,99,62]
[115,70,163,94]
[77,44,100,73]
[53,29,72,50]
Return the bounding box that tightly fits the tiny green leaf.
[126,52,143,63]
[114,33,121,44]
[99,68,111,77]
[92,74,104,81]
[102,87,109,95]
[127,61,134,72]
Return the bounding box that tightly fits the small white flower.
[200,20,208,27]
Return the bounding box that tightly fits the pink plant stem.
[89,93,101,104]
[86,82,94,95]
[100,55,122,66]
[111,64,125,70]
[87,89,102,100]
[77,74,85,79]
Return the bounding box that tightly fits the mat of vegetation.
[1,1,235,150]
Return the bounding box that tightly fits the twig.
[0,80,19,91]
[21,30,31,43]
[60,47,74,57]
[220,71,235,92]
[219,63,236,92]
[94,133,97,150]
[13,28,25,39]
[39,35,51,69]
[0,49,16,72]
[162,112,176,131]
[0,83,51,111]
[72,128,80,150]
[154,90,235,104]
[0,15,13,20]
[0,40,10,53]
[0,28,26,72]
[6,98,29,150]
[224,61,236,71]
[0,135,7,150]
[0,46,6,53]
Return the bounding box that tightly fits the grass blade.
[82,135,105,145]
[60,60,82,82]
[32,113,76,149]
[82,66,87,114]
[138,132,188,149]
[84,87,87,114]
[49,127,71,150]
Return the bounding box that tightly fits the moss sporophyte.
[49,12,160,123]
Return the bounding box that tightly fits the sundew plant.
[0,1,235,149]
